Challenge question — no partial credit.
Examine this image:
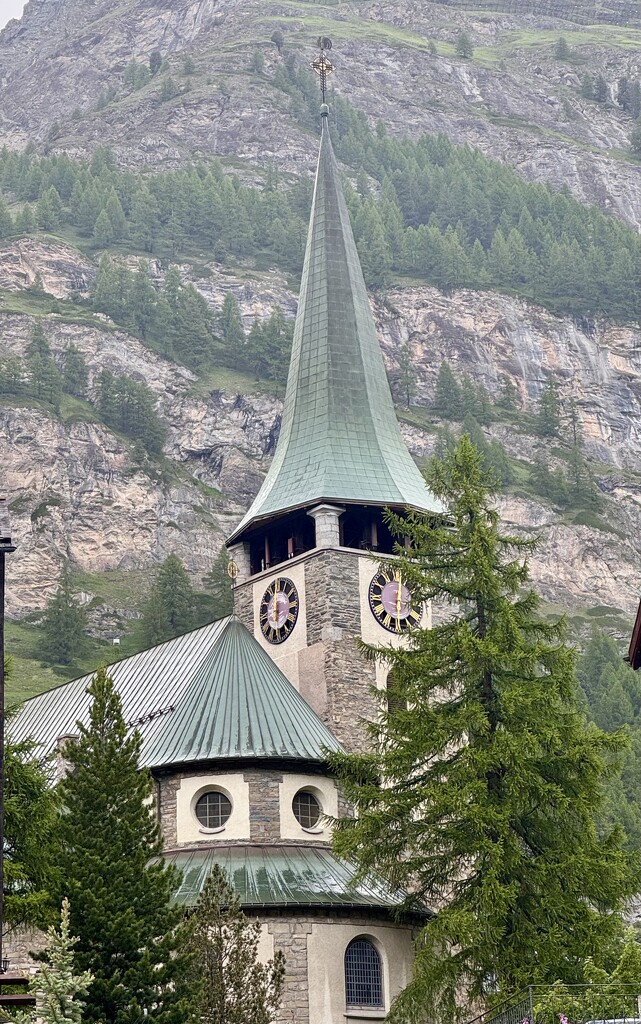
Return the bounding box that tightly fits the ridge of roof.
[11,617,343,768]
[229,120,443,544]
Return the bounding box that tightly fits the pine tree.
[57,669,192,1024]
[140,554,195,647]
[181,864,285,1024]
[432,361,462,420]
[330,435,638,1023]
[4,713,59,930]
[92,208,114,247]
[536,376,561,437]
[594,75,609,104]
[62,344,88,398]
[397,342,418,407]
[38,564,89,666]
[27,319,51,357]
[580,74,595,99]
[220,291,245,357]
[554,37,571,60]
[617,76,631,113]
[455,31,474,59]
[27,898,94,1024]
[203,547,234,621]
[149,49,162,75]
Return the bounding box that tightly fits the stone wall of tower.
[301,550,378,751]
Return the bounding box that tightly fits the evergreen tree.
[140,553,196,647]
[432,361,462,420]
[203,547,234,621]
[0,196,14,238]
[330,435,638,1022]
[455,31,474,59]
[27,319,51,358]
[4,712,59,930]
[497,376,517,411]
[38,564,89,666]
[15,204,36,235]
[57,668,191,1024]
[37,186,63,232]
[28,352,64,411]
[62,344,88,398]
[536,376,561,437]
[25,898,94,1024]
[617,76,632,113]
[149,49,163,75]
[181,864,285,1024]
[554,37,571,60]
[105,190,127,242]
[92,208,113,247]
[594,75,609,104]
[566,399,601,509]
[631,123,641,158]
[397,342,418,407]
[631,80,641,118]
[580,74,595,99]
[220,291,245,357]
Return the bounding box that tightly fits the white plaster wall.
[358,556,429,648]
[307,921,414,1024]
[279,773,338,842]
[251,559,308,689]
[176,773,250,844]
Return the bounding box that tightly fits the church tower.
[227,96,443,750]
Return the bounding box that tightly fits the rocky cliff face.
[1,0,641,654]
[2,237,641,634]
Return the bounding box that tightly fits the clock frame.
[368,567,421,634]
[259,577,299,645]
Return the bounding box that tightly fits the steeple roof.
[229,116,443,544]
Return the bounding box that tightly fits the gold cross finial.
[311,37,334,105]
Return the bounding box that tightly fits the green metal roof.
[229,118,443,543]
[144,617,343,766]
[168,844,414,913]
[11,618,343,767]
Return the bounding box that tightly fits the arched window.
[344,938,384,1009]
[386,667,407,715]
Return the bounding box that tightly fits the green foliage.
[62,344,88,399]
[251,49,265,75]
[4,711,59,930]
[455,31,474,59]
[139,553,198,646]
[56,668,191,1024]
[149,50,162,76]
[203,547,234,621]
[38,564,89,667]
[631,122,641,157]
[534,932,641,1024]
[96,368,165,456]
[1,88,640,327]
[577,630,641,848]
[22,898,94,1024]
[536,376,561,437]
[431,361,493,424]
[554,36,571,59]
[181,864,285,1024]
[397,342,418,406]
[330,435,638,1022]
[581,74,595,99]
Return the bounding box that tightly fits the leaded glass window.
[345,938,384,1009]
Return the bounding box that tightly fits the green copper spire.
[229,113,443,543]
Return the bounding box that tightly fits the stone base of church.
[5,910,417,1024]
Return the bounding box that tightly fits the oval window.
[195,791,232,830]
[292,790,321,829]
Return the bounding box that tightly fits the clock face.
[259,577,299,645]
[368,568,421,634]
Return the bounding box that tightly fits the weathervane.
[311,36,334,104]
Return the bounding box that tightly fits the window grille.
[195,791,232,829]
[292,790,321,829]
[344,938,384,1009]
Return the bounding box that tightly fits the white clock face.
[259,577,299,644]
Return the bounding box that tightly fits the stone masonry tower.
[227,102,443,751]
